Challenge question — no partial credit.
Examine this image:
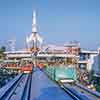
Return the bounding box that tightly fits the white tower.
[26,10,43,50]
[32,11,37,49]
[32,10,37,34]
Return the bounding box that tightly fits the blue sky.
[0,0,100,50]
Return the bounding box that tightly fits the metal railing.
[0,73,32,100]
[58,81,100,100]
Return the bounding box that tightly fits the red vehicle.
[21,64,33,73]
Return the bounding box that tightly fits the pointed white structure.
[26,10,43,50]
[32,10,37,33]
[32,10,43,44]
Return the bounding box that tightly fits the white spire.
[32,10,37,33]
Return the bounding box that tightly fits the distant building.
[92,51,100,77]
[79,50,98,72]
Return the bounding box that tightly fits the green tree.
[0,46,6,59]
[0,46,6,53]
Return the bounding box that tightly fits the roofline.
[80,50,98,54]
[4,50,31,54]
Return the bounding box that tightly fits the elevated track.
[0,68,100,100]
[58,81,100,100]
[0,73,32,100]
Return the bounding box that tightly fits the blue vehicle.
[45,65,77,83]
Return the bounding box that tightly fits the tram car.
[20,58,33,73]
[21,64,33,73]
